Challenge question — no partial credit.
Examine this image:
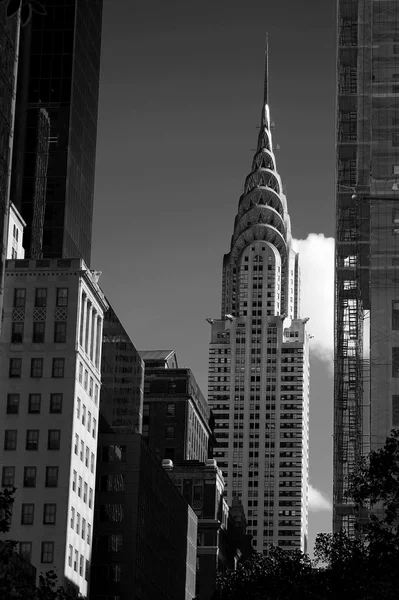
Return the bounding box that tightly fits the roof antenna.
[263,33,269,105]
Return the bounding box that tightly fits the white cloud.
[308,484,332,512]
[293,234,335,366]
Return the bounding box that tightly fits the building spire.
[263,33,269,105]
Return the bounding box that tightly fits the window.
[76,398,81,419]
[30,358,43,378]
[41,542,54,563]
[82,405,86,426]
[2,466,15,487]
[167,403,176,417]
[35,288,47,307]
[87,411,91,432]
[79,362,83,383]
[52,358,65,378]
[14,288,26,307]
[79,554,84,576]
[70,507,75,528]
[21,503,34,525]
[24,467,37,487]
[166,426,175,439]
[92,418,96,439]
[54,322,67,343]
[20,542,32,563]
[87,523,91,544]
[89,488,93,508]
[91,452,95,473]
[6,393,19,414]
[85,559,89,581]
[102,445,126,462]
[78,476,82,497]
[89,377,93,397]
[109,534,123,553]
[28,393,41,413]
[85,446,89,467]
[76,512,80,533]
[11,322,24,343]
[9,358,22,378]
[32,322,45,343]
[43,504,56,525]
[80,440,84,461]
[68,545,73,567]
[94,384,99,405]
[393,348,399,378]
[84,369,88,390]
[48,430,61,450]
[83,482,88,503]
[393,395,399,427]
[56,288,68,307]
[74,550,78,572]
[74,434,79,454]
[393,301,399,331]
[50,394,62,413]
[26,430,39,450]
[45,467,58,487]
[81,518,86,540]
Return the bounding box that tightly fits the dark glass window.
[26,430,39,450]
[167,403,176,416]
[24,467,36,487]
[4,430,17,450]
[52,358,65,377]
[41,542,54,563]
[33,322,45,343]
[393,348,399,378]
[166,426,175,439]
[11,322,24,343]
[101,445,126,462]
[43,504,56,525]
[393,301,399,330]
[19,542,32,562]
[6,394,19,414]
[21,504,35,525]
[30,358,43,378]
[2,466,15,487]
[50,394,63,413]
[54,322,67,343]
[9,358,22,378]
[28,394,41,413]
[45,466,59,487]
[56,288,68,307]
[35,288,47,307]
[48,430,61,450]
[14,288,26,307]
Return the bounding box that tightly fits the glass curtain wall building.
[207,50,310,553]
[11,0,103,265]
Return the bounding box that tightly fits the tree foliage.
[214,430,399,599]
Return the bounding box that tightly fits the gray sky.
[93,0,336,554]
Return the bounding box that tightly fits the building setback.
[207,50,310,553]
[334,0,399,535]
[0,257,108,597]
[11,0,103,265]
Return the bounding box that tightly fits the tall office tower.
[207,51,310,553]
[334,1,399,534]
[11,0,103,265]
[0,257,108,597]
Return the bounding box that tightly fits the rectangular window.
[94,384,99,405]
[14,288,26,307]
[43,504,56,525]
[393,395,399,427]
[74,550,78,572]
[2,466,15,487]
[6,393,19,414]
[80,440,84,461]
[45,467,58,487]
[167,403,176,416]
[76,512,80,534]
[393,301,399,330]
[72,470,77,491]
[9,358,22,378]
[393,348,399,378]
[41,542,54,563]
[56,288,68,307]
[28,393,41,413]
[19,542,32,563]
[26,430,39,450]
[87,411,91,432]
[11,322,24,343]
[74,434,79,455]
[85,559,89,581]
[89,488,93,509]
[24,467,37,487]
[83,482,88,503]
[79,554,83,576]
[81,518,86,540]
[21,504,34,525]
[85,446,89,467]
[166,426,175,439]
[32,322,45,343]
[54,322,67,343]
[87,523,91,544]
[78,476,82,497]
[68,545,73,567]
[79,362,83,383]
[48,430,61,450]
[84,369,88,390]
[70,507,75,528]
[76,397,81,419]
[109,533,123,553]
[89,377,93,397]
[50,394,62,413]
[35,288,47,307]
[52,358,65,378]
[82,405,86,426]
[92,418,96,439]
[91,452,95,474]
[30,358,43,378]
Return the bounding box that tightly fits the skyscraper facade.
[334,0,399,534]
[208,54,310,553]
[11,0,103,265]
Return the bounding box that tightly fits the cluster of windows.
[67,544,89,580]
[6,393,63,414]
[73,434,95,473]
[21,502,57,525]
[9,357,65,378]
[13,287,68,309]
[4,429,61,451]
[72,471,93,506]
[2,465,58,488]
[70,507,92,541]
[78,361,98,404]
[76,397,97,439]
[11,320,67,344]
